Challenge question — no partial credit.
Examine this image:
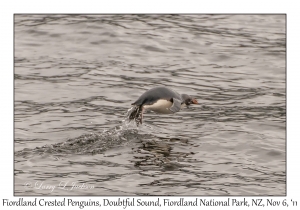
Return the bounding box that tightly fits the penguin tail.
[129,105,143,126]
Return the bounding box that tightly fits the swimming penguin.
[129,86,198,125]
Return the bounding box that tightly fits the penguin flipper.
[169,98,181,113]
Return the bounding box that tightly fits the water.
[14,14,286,196]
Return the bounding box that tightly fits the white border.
[2,0,297,209]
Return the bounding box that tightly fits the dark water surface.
[14,15,286,196]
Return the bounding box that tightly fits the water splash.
[121,106,137,129]
[121,107,159,135]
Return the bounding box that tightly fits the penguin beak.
[191,99,198,104]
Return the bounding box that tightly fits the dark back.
[132,87,181,106]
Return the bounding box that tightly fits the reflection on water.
[15,14,285,196]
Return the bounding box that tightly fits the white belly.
[144,99,173,114]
